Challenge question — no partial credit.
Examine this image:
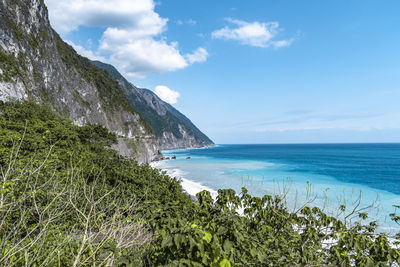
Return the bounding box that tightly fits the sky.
[44,0,400,144]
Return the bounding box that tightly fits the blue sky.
[45,0,400,144]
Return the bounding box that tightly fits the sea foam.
[151,161,218,199]
[157,144,400,232]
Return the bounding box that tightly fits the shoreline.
[151,158,400,237]
[151,145,400,234]
[152,144,217,163]
[160,144,218,154]
[150,160,218,199]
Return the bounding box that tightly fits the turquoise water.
[156,144,400,232]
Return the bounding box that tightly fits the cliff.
[91,61,215,150]
[0,0,159,163]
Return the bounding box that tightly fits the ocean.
[152,144,400,232]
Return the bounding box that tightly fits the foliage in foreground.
[1,101,400,266]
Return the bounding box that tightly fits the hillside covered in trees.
[1,101,400,266]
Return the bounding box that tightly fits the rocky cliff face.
[91,61,215,150]
[0,0,159,163]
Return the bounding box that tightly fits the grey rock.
[0,0,159,163]
[91,61,215,150]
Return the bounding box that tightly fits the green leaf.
[366,258,375,267]
[203,231,212,244]
[217,226,227,235]
[161,235,173,248]
[219,259,231,267]
[250,248,258,257]
[223,240,233,252]
[174,234,183,250]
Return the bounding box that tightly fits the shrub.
[1,101,400,266]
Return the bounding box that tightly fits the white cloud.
[271,39,293,48]
[154,85,180,105]
[45,0,162,34]
[252,112,400,133]
[101,37,189,78]
[212,18,293,48]
[66,41,106,61]
[187,19,197,25]
[176,19,196,26]
[45,0,208,78]
[185,47,208,64]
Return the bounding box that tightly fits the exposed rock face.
[91,61,215,150]
[0,0,159,163]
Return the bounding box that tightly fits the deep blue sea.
[155,144,400,232]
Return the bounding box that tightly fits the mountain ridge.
[0,0,161,162]
[0,0,213,162]
[91,60,215,150]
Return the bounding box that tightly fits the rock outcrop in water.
[0,0,159,163]
[91,61,215,150]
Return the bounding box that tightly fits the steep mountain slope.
[0,0,160,162]
[91,61,215,150]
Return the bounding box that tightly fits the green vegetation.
[28,33,39,49]
[0,50,20,83]
[16,52,28,72]
[3,17,25,42]
[28,33,45,56]
[53,33,153,134]
[132,97,184,139]
[0,101,190,265]
[6,0,30,21]
[33,70,44,84]
[90,61,213,143]
[1,101,400,266]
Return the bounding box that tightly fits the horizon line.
[216,142,400,145]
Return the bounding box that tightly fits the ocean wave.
[150,161,218,199]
